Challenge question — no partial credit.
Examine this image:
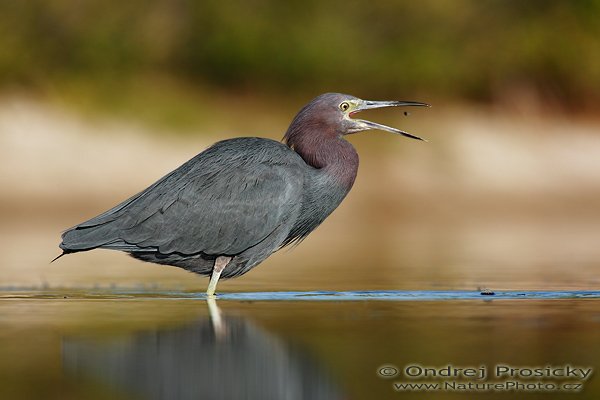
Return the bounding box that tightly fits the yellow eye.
[339,102,350,111]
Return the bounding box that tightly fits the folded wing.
[60,138,305,256]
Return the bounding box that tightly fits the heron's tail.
[61,218,137,252]
[60,217,148,257]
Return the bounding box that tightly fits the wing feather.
[61,138,305,256]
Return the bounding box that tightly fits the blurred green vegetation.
[1,0,600,108]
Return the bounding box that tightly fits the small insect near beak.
[350,100,430,141]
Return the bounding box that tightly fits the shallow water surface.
[1,291,599,400]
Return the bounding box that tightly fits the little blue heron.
[57,93,428,296]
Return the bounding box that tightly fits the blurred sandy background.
[1,1,600,292]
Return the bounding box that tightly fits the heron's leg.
[206,256,232,297]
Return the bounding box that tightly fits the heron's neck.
[286,132,359,190]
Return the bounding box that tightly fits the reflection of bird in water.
[62,299,344,400]
[57,93,428,295]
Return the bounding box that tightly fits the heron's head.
[284,93,429,143]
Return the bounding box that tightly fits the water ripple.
[1,289,599,301]
[216,290,600,301]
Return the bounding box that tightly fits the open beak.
[350,100,430,141]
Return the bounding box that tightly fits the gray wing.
[61,138,305,256]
